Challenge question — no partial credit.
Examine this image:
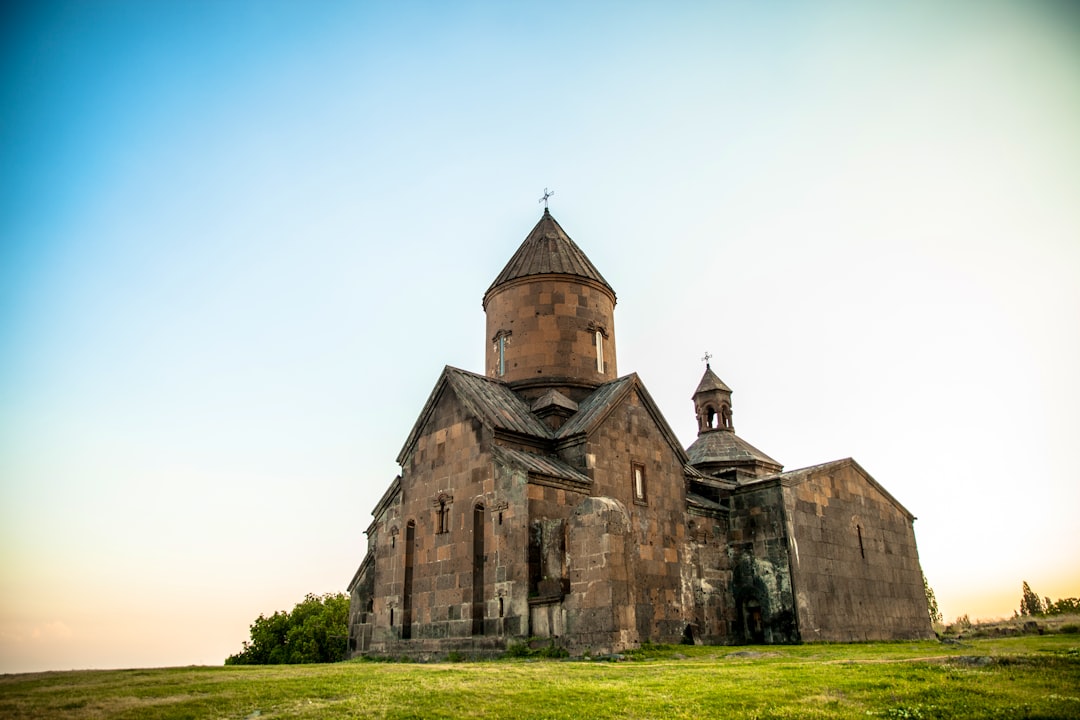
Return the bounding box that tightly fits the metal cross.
[539,188,554,208]
[701,351,713,368]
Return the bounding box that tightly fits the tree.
[1019,581,1045,616]
[226,592,349,665]
[1044,597,1080,615]
[923,573,942,625]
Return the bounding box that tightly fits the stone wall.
[781,461,934,641]
[582,389,690,644]
[356,389,524,653]
[682,511,734,644]
[728,481,798,643]
[484,277,616,399]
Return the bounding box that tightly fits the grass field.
[2,635,1078,719]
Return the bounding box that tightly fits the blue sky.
[2,0,1079,672]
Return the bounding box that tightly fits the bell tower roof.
[483,209,614,305]
[694,365,732,396]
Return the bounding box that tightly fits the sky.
[1,0,1078,674]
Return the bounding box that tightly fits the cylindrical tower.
[482,209,617,402]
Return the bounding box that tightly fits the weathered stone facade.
[347,210,933,657]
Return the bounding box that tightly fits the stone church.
[347,209,933,657]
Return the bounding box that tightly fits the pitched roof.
[492,445,591,485]
[687,429,781,469]
[556,373,690,464]
[446,367,551,437]
[483,209,614,303]
[397,366,551,464]
[693,365,732,395]
[531,388,579,414]
[556,375,636,438]
[745,457,917,521]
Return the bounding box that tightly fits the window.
[436,498,451,534]
[472,504,486,635]
[857,524,865,559]
[595,330,605,373]
[493,330,511,377]
[632,462,647,504]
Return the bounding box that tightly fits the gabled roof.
[556,375,635,438]
[687,492,728,515]
[483,209,614,304]
[492,445,591,486]
[397,366,551,464]
[687,429,781,469]
[556,373,690,464]
[693,365,732,395]
[746,457,917,521]
[531,388,579,414]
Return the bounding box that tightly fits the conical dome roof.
[484,209,614,304]
[693,366,732,396]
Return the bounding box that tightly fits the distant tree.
[923,573,942,625]
[1044,597,1080,616]
[226,592,349,665]
[1019,581,1045,616]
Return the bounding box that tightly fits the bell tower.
[687,356,783,480]
[693,356,734,434]
[482,209,617,402]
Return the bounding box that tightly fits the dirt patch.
[725,651,782,659]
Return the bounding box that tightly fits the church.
[347,208,933,657]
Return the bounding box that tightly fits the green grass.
[2,636,1078,719]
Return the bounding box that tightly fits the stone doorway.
[741,599,765,644]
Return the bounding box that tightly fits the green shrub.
[503,639,567,659]
[536,644,569,658]
[1059,624,1079,634]
[226,592,349,665]
[504,642,531,658]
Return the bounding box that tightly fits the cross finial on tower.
[701,351,713,369]
[539,187,554,209]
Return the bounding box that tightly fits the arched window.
[472,504,486,635]
[595,330,605,373]
[402,521,415,639]
[437,499,450,534]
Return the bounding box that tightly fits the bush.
[1059,624,1079,634]
[226,592,349,665]
[503,639,568,659]
[504,642,531,658]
